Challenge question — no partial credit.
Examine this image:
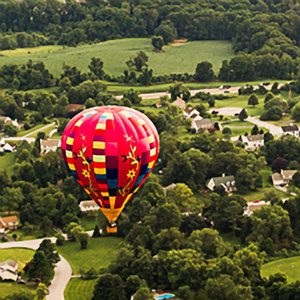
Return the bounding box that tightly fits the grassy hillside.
[0,39,234,77]
[65,278,97,300]
[261,256,300,283]
[57,237,122,274]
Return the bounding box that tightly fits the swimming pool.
[156,294,175,300]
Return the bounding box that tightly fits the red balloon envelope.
[61,106,159,232]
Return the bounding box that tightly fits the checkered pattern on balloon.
[61,106,159,232]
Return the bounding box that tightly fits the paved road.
[0,237,72,300]
[115,83,285,100]
[209,107,282,137]
[3,122,56,143]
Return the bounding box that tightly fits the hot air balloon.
[61,106,159,233]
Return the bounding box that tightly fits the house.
[171,98,186,110]
[67,104,85,118]
[0,216,19,233]
[40,139,61,155]
[162,183,176,196]
[0,260,18,281]
[244,201,270,216]
[241,134,264,150]
[194,119,215,133]
[151,102,162,108]
[183,106,203,131]
[272,169,297,186]
[0,116,22,130]
[206,174,236,193]
[2,142,16,152]
[0,137,4,146]
[280,124,299,138]
[79,200,99,212]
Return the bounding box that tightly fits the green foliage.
[151,36,164,51]
[248,94,259,107]
[194,61,215,81]
[238,108,248,122]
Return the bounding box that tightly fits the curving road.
[0,237,72,300]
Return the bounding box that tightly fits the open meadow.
[65,278,97,300]
[57,237,122,275]
[261,256,300,283]
[0,39,234,77]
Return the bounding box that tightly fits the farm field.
[57,237,122,274]
[64,278,97,300]
[0,39,234,77]
[261,256,300,283]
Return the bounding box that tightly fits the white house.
[0,216,19,233]
[0,116,22,130]
[40,139,61,155]
[0,260,18,281]
[2,142,16,152]
[272,169,297,187]
[206,174,236,193]
[241,134,264,151]
[280,124,299,138]
[244,201,270,216]
[79,200,99,212]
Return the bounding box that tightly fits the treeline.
[0,0,300,61]
[0,32,50,50]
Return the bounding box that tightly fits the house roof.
[172,98,186,109]
[281,125,299,132]
[184,106,194,114]
[80,200,98,208]
[0,260,18,269]
[194,119,214,129]
[7,142,15,147]
[40,139,60,147]
[282,170,297,177]
[1,216,18,223]
[0,116,10,121]
[67,104,85,113]
[271,173,282,182]
[190,113,198,119]
[211,175,235,186]
[246,134,264,142]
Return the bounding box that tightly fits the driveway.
[0,237,72,300]
[209,107,242,116]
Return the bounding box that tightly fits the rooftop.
[211,175,235,186]
[80,200,98,208]
[281,125,299,132]
[172,98,186,109]
[40,139,61,147]
[246,134,264,142]
[0,259,17,269]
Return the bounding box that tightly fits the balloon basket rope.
[107,226,117,234]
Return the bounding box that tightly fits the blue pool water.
[156,294,174,300]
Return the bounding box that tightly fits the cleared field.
[0,283,35,298]
[57,237,122,274]
[0,39,234,77]
[65,278,97,300]
[261,256,300,283]
[0,248,34,270]
[0,152,16,177]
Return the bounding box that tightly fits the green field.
[261,256,300,283]
[0,152,16,177]
[65,278,97,300]
[57,237,122,274]
[0,248,34,270]
[0,39,234,77]
[0,283,35,298]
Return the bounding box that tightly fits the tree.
[292,102,300,122]
[78,231,89,249]
[92,274,126,300]
[222,127,232,135]
[248,94,259,107]
[154,20,177,44]
[88,57,105,79]
[151,36,164,51]
[166,183,194,211]
[133,287,154,300]
[187,228,227,258]
[208,97,215,107]
[92,224,101,237]
[251,125,259,135]
[4,124,18,136]
[264,92,274,103]
[194,61,215,81]
[271,156,288,172]
[130,51,148,72]
[36,283,48,300]
[125,275,146,299]
[238,109,248,122]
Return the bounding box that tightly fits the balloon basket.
[107,226,117,234]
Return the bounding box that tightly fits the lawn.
[0,248,34,270]
[79,215,99,231]
[0,283,36,299]
[0,152,16,177]
[64,278,97,300]
[261,256,300,283]
[0,39,234,77]
[57,237,122,274]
